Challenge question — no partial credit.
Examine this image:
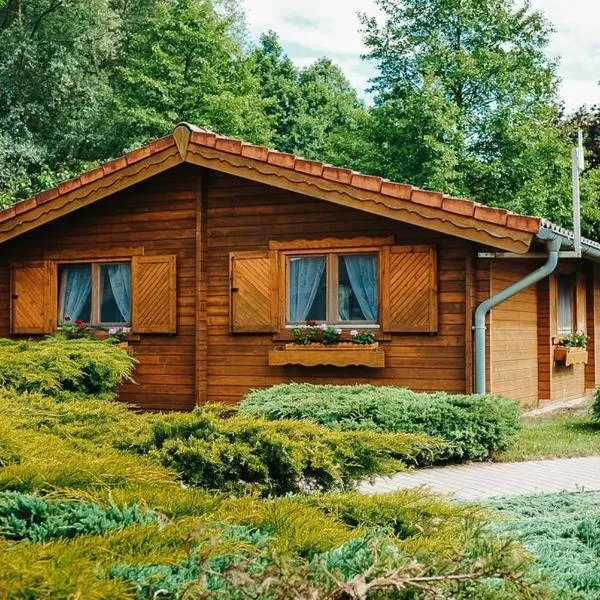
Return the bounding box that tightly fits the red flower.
[305,320,318,327]
[75,319,85,330]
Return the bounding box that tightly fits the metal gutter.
[473,235,562,394]
[538,221,600,263]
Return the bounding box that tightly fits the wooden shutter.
[576,272,586,332]
[381,245,438,333]
[131,255,177,334]
[11,261,56,334]
[230,251,278,333]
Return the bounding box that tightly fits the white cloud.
[242,0,600,112]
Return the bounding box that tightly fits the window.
[286,253,378,325]
[557,274,574,335]
[58,262,131,326]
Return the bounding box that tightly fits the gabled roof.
[0,123,543,252]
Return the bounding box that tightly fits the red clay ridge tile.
[506,214,541,234]
[58,177,82,196]
[190,131,217,147]
[381,181,412,200]
[102,156,128,175]
[79,166,105,186]
[294,158,324,177]
[267,151,296,169]
[411,189,443,208]
[125,144,153,165]
[0,207,16,223]
[14,198,37,215]
[322,166,353,185]
[442,196,475,217]
[215,138,243,154]
[36,187,60,204]
[241,144,269,161]
[351,174,383,193]
[474,205,508,226]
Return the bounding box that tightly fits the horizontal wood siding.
[0,165,200,411]
[204,172,468,403]
[489,260,539,406]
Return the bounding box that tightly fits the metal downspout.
[473,236,562,394]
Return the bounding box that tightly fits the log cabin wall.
[0,164,200,411]
[488,260,539,407]
[538,260,594,403]
[204,171,470,404]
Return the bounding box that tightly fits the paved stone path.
[359,456,600,499]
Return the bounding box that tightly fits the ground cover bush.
[0,338,546,598]
[124,406,445,495]
[489,491,600,599]
[241,383,521,461]
[0,336,135,399]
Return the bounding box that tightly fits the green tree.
[97,0,271,156]
[0,0,119,206]
[250,32,369,164]
[359,0,578,228]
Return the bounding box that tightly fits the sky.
[241,0,600,113]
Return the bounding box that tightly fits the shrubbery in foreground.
[0,336,135,399]
[0,337,545,598]
[241,383,521,460]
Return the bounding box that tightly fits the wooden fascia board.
[185,144,534,254]
[0,146,183,244]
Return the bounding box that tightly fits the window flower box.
[268,342,385,368]
[553,346,588,367]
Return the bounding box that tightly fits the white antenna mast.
[572,128,584,257]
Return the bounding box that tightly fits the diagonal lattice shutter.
[230,251,278,333]
[131,255,177,333]
[11,261,56,334]
[382,245,438,333]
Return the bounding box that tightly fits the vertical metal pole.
[572,130,583,258]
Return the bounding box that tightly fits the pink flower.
[319,323,328,330]
[350,329,358,336]
[108,327,118,335]
[335,328,342,335]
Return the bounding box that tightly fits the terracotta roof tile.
[14,198,37,215]
[125,144,153,165]
[102,156,128,176]
[294,158,324,177]
[241,144,270,161]
[442,196,475,217]
[57,177,82,196]
[506,214,541,233]
[411,189,444,208]
[79,166,105,186]
[322,166,353,185]
[190,130,217,147]
[215,138,242,154]
[267,151,296,169]
[474,205,508,226]
[36,187,60,204]
[147,136,175,153]
[381,181,413,200]
[351,174,383,193]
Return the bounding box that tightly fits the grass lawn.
[488,491,600,599]
[494,411,600,462]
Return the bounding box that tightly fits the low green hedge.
[240,384,521,461]
[124,406,446,496]
[0,336,135,399]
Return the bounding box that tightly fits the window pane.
[100,263,131,324]
[338,254,378,321]
[288,256,326,322]
[557,274,573,334]
[59,264,92,323]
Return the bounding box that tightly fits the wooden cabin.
[0,123,598,410]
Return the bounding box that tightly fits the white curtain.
[343,255,377,321]
[61,265,92,321]
[289,256,325,322]
[107,264,131,323]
